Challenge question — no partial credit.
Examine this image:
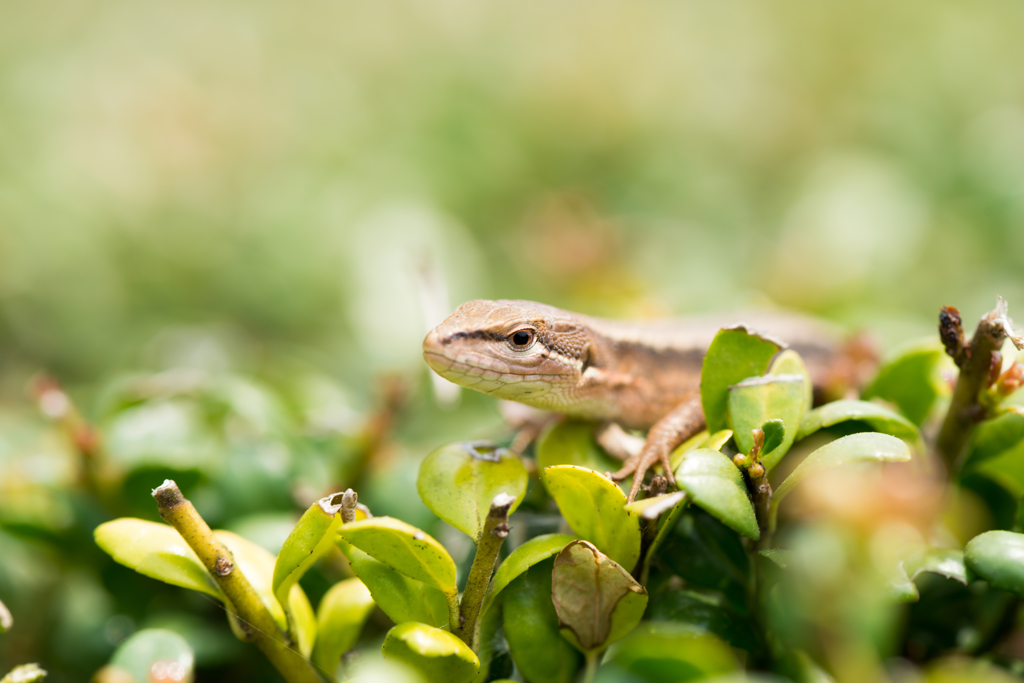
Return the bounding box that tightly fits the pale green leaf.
[674,449,758,540]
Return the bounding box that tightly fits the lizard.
[422,299,872,502]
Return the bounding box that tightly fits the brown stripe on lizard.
[423,299,874,502]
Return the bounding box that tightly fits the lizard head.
[423,299,591,408]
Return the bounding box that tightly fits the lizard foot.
[607,441,677,503]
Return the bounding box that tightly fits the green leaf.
[701,327,782,433]
[772,433,913,511]
[216,530,317,656]
[624,491,687,519]
[771,349,813,416]
[482,533,577,617]
[760,419,785,457]
[537,420,621,483]
[728,374,805,469]
[337,517,457,596]
[107,629,195,683]
[863,340,948,425]
[962,412,1024,470]
[674,449,758,540]
[796,400,920,442]
[670,430,733,471]
[611,623,739,682]
[417,442,528,542]
[338,539,448,627]
[94,518,224,599]
[311,578,376,674]
[661,510,750,612]
[542,465,642,571]
[965,531,1024,596]
[272,493,344,616]
[551,540,648,654]
[647,589,759,652]
[905,548,967,585]
[502,557,583,683]
[382,622,480,683]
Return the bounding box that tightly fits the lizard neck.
[570,323,705,429]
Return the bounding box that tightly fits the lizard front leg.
[608,398,706,502]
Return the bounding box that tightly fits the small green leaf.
[542,466,642,571]
[887,562,919,603]
[337,517,457,596]
[272,493,344,616]
[760,419,785,455]
[107,629,195,683]
[94,518,224,599]
[962,412,1024,470]
[338,540,448,627]
[674,449,758,540]
[551,540,648,654]
[311,578,376,674]
[503,557,583,683]
[965,531,1024,596]
[772,433,912,511]
[647,589,759,652]
[611,623,738,682]
[482,533,577,616]
[863,341,948,425]
[728,374,805,469]
[701,327,782,433]
[417,442,528,542]
[382,622,480,683]
[796,400,920,442]
[537,420,621,483]
[905,548,967,585]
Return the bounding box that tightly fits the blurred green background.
[1,0,1024,680]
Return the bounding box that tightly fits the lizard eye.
[508,329,535,349]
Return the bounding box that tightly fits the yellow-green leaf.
[94,518,224,600]
[311,578,376,674]
[338,540,448,627]
[382,622,480,683]
[543,466,641,572]
[337,517,457,596]
[417,442,527,542]
[272,493,344,616]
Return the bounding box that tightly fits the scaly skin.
[423,299,849,501]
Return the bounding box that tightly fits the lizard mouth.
[422,331,557,398]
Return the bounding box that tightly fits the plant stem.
[152,480,323,683]
[935,301,1022,472]
[582,650,600,683]
[454,493,514,649]
[749,471,773,552]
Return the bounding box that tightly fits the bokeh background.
[1,0,1023,680]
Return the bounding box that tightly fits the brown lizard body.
[423,299,863,501]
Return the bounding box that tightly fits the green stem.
[935,304,1015,473]
[153,481,323,683]
[582,650,600,683]
[454,493,514,648]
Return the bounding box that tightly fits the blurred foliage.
[3,1,1024,682]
